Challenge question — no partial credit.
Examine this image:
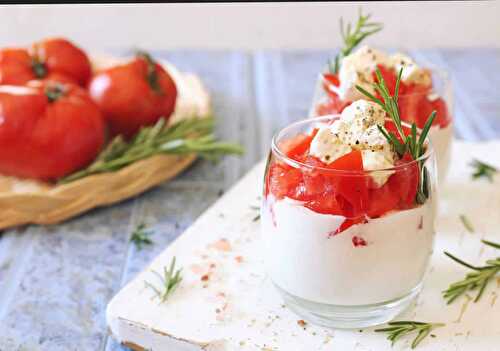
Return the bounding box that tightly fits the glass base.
[275,283,421,329]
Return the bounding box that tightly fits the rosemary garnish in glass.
[470,159,497,182]
[144,256,183,303]
[375,321,445,349]
[130,222,154,250]
[443,239,500,304]
[59,117,244,183]
[356,67,436,204]
[330,8,383,74]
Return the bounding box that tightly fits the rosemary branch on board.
[356,67,436,204]
[59,117,244,183]
[443,239,500,304]
[144,257,183,303]
[130,223,154,250]
[375,321,445,349]
[329,8,383,74]
[470,159,497,182]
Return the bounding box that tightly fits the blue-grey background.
[0,49,499,351]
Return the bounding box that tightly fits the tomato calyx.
[45,83,67,103]
[136,50,163,95]
[31,57,47,78]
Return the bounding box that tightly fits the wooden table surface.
[0,49,499,351]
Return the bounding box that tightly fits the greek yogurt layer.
[262,196,436,306]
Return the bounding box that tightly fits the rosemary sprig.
[470,159,497,182]
[144,257,183,303]
[375,321,444,349]
[482,239,500,250]
[356,67,436,204]
[130,223,153,250]
[59,117,244,183]
[443,241,500,304]
[459,214,475,233]
[330,8,383,74]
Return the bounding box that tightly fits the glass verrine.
[261,115,438,329]
[312,65,452,182]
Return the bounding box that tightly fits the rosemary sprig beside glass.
[330,9,383,74]
[130,223,154,250]
[375,321,444,349]
[144,257,183,303]
[443,239,500,304]
[356,67,436,204]
[470,159,497,182]
[59,117,244,183]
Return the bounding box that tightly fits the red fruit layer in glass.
[318,65,451,129]
[265,123,420,232]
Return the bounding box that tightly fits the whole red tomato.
[88,52,177,138]
[0,38,92,86]
[0,81,105,180]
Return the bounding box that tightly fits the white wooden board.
[107,140,500,351]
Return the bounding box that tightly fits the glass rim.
[321,63,450,98]
[271,115,435,175]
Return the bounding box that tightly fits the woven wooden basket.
[0,55,211,230]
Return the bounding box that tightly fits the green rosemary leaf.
[412,328,431,349]
[144,257,183,303]
[357,66,436,205]
[444,251,482,271]
[130,222,154,250]
[482,239,500,250]
[443,248,500,304]
[417,111,436,154]
[376,321,444,349]
[470,159,497,182]
[331,9,383,74]
[59,117,243,184]
[355,85,385,109]
[394,67,403,102]
[459,214,475,233]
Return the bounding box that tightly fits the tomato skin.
[0,38,91,87]
[32,38,92,86]
[89,56,177,138]
[0,48,35,85]
[0,81,105,180]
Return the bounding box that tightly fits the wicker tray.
[0,54,211,230]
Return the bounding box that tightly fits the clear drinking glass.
[261,115,438,328]
[311,66,452,181]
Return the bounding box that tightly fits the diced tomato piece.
[405,82,431,96]
[367,183,400,218]
[326,151,369,215]
[327,150,364,171]
[316,96,352,117]
[429,97,451,128]
[398,93,426,126]
[388,153,419,207]
[323,73,340,88]
[267,163,303,200]
[322,73,340,100]
[280,132,315,161]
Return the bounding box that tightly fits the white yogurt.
[429,124,453,182]
[262,196,435,306]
